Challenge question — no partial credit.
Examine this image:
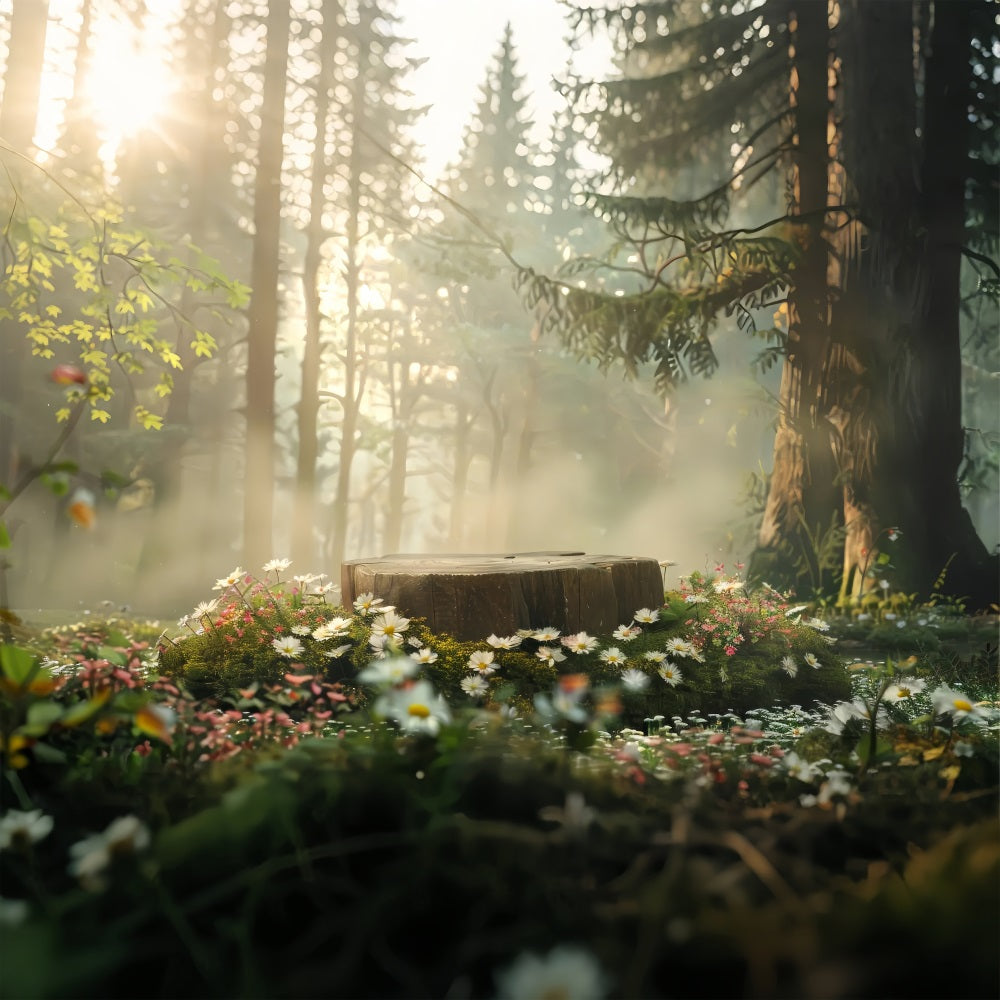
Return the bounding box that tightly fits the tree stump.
[340,551,664,641]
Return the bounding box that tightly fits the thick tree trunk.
[891,0,994,603]
[243,0,289,570]
[751,2,840,596]
[751,1,996,608]
[836,0,996,607]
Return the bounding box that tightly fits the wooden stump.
[340,551,664,641]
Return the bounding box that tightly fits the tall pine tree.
[526,0,997,605]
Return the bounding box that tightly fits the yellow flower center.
[408,703,431,719]
[953,698,973,713]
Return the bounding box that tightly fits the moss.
[157,602,367,701]
[154,582,851,718]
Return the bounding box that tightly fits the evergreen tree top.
[443,21,540,207]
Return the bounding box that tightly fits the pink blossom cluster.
[678,567,796,657]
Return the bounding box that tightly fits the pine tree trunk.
[449,399,472,547]
[835,0,996,606]
[327,74,366,574]
[243,0,289,570]
[384,344,416,553]
[292,2,334,568]
[751,2,840,596]
[911,0,995,602]
[0,0,48,150]
[0,0,49,492]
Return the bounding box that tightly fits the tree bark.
[751,0,997,607]
[292,0,335,569]
[341,551,664,640]
[243,0,289,570]
[751,2,840,596]
[327,67,366,574]
[0,0,50,491]
[448,398,473,547]
[836,0,996,606]
[0,0,48,151]
[383,343,418,553]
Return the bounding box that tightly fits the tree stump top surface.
[341,551,664,640]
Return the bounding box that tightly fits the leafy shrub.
[156,566,851,723]
[2,722,996,1000]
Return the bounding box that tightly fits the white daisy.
[562,632,598,654]
[460,675,490,699]
[370,610,410,641]
[533,626,561,642]
[0,809,54,851]
[353,592,384,614]
[643,650,667,664]
[535,646,566,667]
[657,662,683,687]
[358,656,418,687]
[212,566,245,591]
[468,650,497,675]
[374,680,451,736]
[931,685,988,722]
[883,679,925,701]
[620,668,650,692]
[271,636,304,658]
[599,647,627,667]
[495,944,608,1000]
[290,624,312,636]
[823,700,866,735]
[410,647,439,664]
[664,637,696,658]
[534,686,588,725]
[783,751,820,782]
[633,607,660,624]
[612,624,641,642]
[781,655,798,678]
[368,633,395,656]
[486,633,522,649]
[262,558,291,575]
[68,815,150,885]
[803,652,820,669]
[323,643,353,659]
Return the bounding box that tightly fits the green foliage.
[515,228,800,395]
[0,598,996,999]
[1,712,996,1000]
[0,622,165,779]
[1,167,244,427]
[155,568,851,726]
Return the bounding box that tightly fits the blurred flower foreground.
[0,561,997,999]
